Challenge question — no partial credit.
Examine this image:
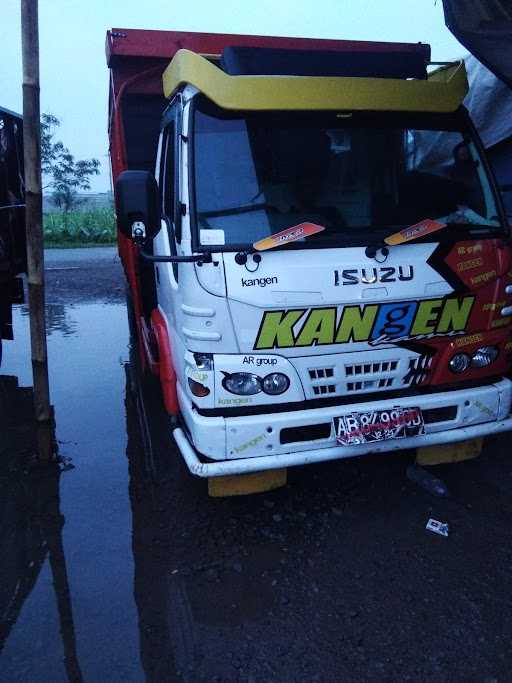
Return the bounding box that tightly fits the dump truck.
[0,107,25,366]
[107,28,512,489]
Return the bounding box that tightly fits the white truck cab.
[110,39,512,482]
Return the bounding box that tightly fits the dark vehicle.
[0,107,26,365]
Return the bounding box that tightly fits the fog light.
[449,352,471,374]
[471,345,499,368]
[262,372,290,395]
[222,372,261,395]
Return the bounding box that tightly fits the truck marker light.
[188,378,210,397]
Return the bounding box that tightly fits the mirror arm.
[130,220,212,264]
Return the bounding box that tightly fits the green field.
[44,208,116,247]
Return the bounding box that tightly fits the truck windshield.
[193,96,502,248]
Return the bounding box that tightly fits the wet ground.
[1,247,512,682]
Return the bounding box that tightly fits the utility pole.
[21,0,54,458]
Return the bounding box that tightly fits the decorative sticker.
[232,434,266,455]
[443,239,507,291]
[200,228,225,245]
[254,297,475,349]
[453,333,484,348]
[385,219,446,246]
[253,222,325,251]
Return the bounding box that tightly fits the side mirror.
[115,170,160,242]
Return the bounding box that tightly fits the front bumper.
[175,378,512,477]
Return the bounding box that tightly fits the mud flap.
[416,437,484,466]
[208,468,287,497]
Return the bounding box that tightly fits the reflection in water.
[0,375,83,682]
[123,344,285,682]
[20,303,78,337]
[124,353,183,683]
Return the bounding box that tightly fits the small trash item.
[426,518,449,537]
[406,463,449,498]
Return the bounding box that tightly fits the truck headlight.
[262,372,290,395]
[471,346,499,368]
[222,372,261,395]
[449,352,471,374]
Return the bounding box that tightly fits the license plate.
[334,406,424,446]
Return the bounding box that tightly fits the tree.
[41,113,100,222]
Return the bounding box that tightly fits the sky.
[2,0,465,193]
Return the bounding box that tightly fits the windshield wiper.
[198,203,280,219]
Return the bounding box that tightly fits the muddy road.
[1,247,512,682]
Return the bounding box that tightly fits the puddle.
[0,301,284,681]
[20,303,79,337]
[1,302,142,681]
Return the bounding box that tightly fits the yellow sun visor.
[162,49,468,113]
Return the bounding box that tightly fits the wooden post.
[21,0,53,456]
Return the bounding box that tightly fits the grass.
[44,241,117,249]
[44,208,116,247]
